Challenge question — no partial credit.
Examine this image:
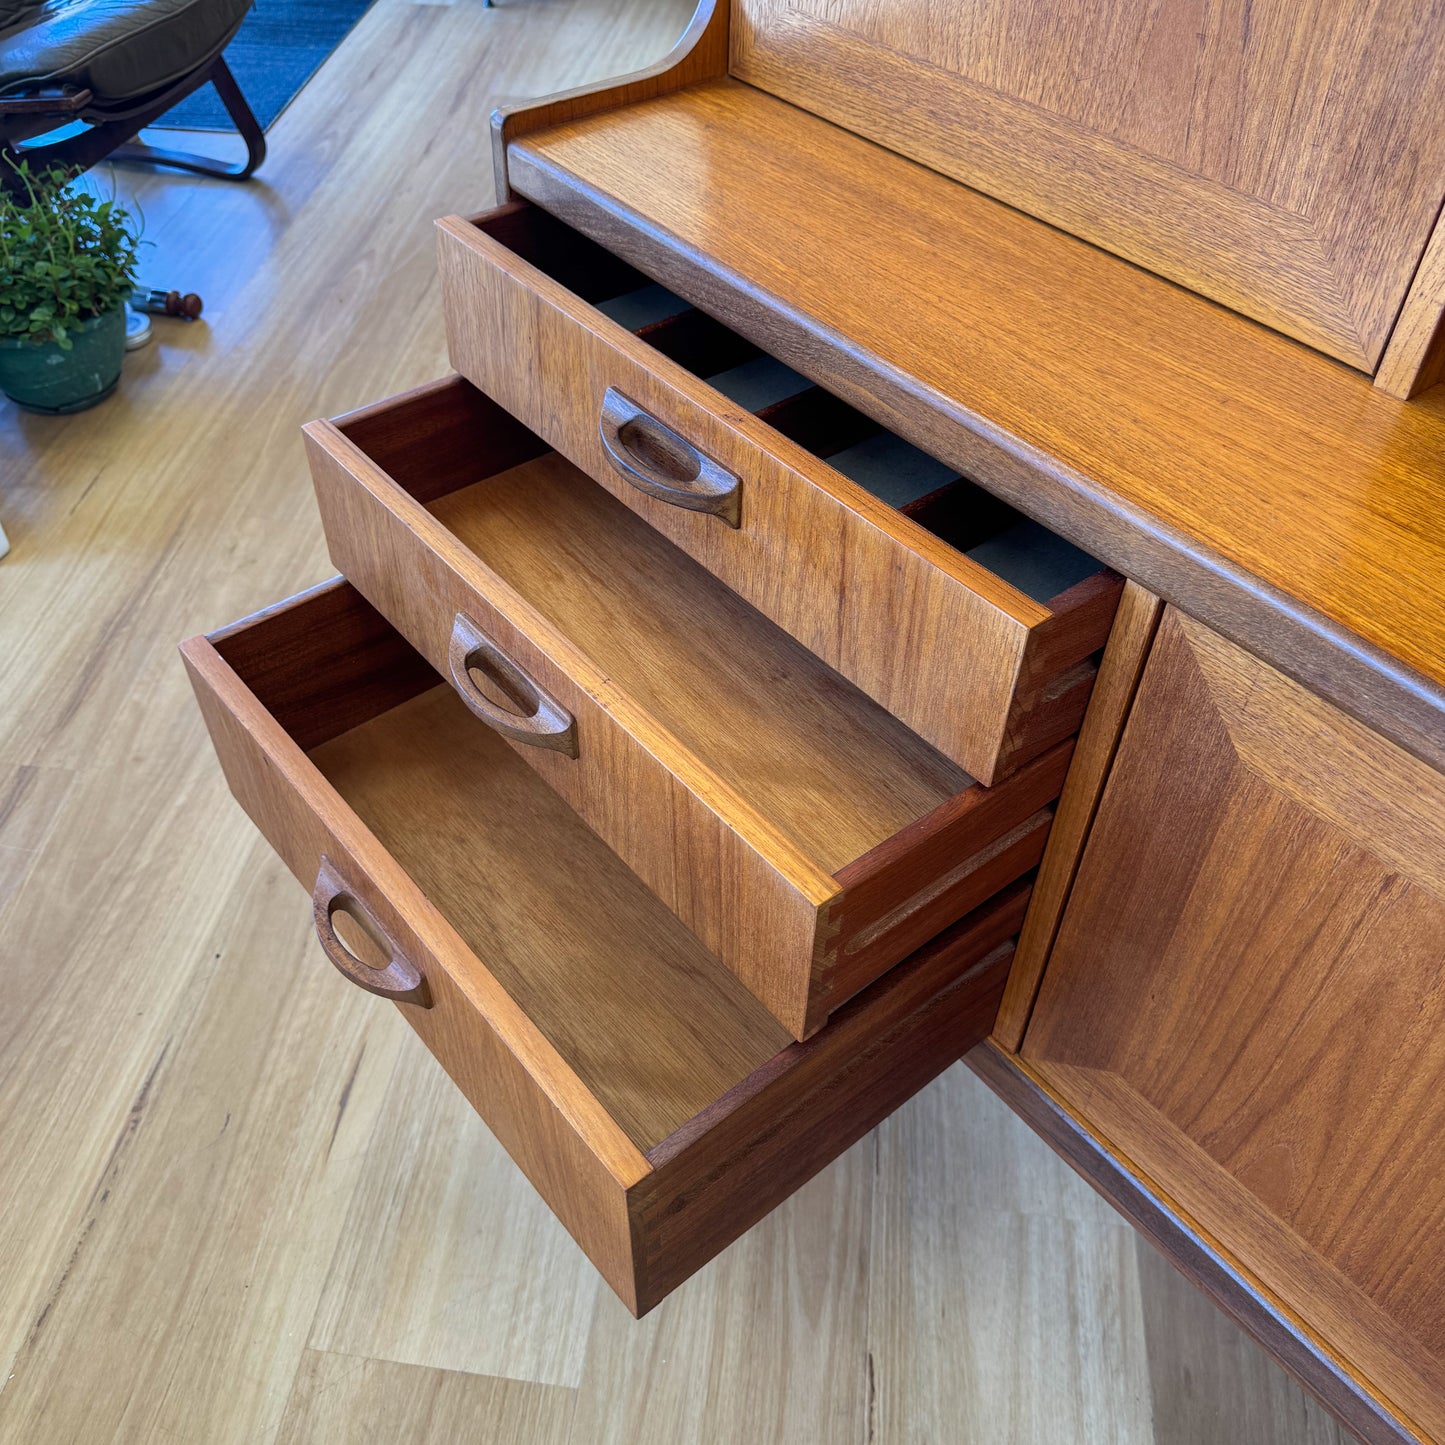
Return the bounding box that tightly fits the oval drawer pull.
[447,612,579,758]
[598,387,741,527]
[312,857,432,1007]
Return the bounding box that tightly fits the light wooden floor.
[0,2,1359,1440]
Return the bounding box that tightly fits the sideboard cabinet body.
[1022,607,1445,1443]
[178,0,1445,1432]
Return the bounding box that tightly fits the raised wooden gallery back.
[731,0,1445,374]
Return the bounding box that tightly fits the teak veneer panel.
[428,458,967,874]
[305,379,1063,1037]
[1023,608,1445,1445]
[732,0,1445,371]
[967,1044,1423,1445]
[180,580,1029,1315]
[506,80,1445,773]
[434,209,1115,787]
[992,580,1163,1052]
[310,686,792,1150]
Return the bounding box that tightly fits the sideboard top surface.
[507,79,1445,766]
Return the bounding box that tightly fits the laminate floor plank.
[0,840,407,1445]
[0,751,257,1389]
[309,1033,603,1388]
[1135,1238,1354,1445]
[562,1144,873,1445]
[0,1,696,1440]
[0,764,74,916]
[868,1067,1157,1444]
[275,1350,578,1445]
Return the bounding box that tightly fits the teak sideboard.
[180,3,1445,1439]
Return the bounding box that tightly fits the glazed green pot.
[0,306,125,415]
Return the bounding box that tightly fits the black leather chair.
[0,0,264,190]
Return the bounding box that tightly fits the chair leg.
[109,56,265,181]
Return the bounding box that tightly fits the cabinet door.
[1022,608,1445,1442]
[732,0,1445,371]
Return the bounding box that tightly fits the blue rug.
[149,0,380,131]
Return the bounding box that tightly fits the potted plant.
[0,162,141,414]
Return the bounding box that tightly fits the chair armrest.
[0,88,93,116]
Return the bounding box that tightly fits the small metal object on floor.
[125,288,205,350]
[125,306,152,351]
[130,288,204,319]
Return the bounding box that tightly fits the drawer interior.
[336,381,990,875]
[196,582,1028,1311]
[471,204,1105,609]
[213,586,794,1154]
[316,689,792,1149]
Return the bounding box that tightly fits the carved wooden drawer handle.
[447,612,579,758]
[598,387,741,527]
[311,857,432,1007]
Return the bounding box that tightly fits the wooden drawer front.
[305,376,1065,1039]
[435,202,1121,787]
[180,580,1027,1316]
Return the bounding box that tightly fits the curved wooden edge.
[488,0,727,202]
[311,854,434,1006]
[447,611,581,758]
[966,1042,1426,1445]
[598,385,743,526]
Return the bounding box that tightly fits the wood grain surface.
[506,79,1445,775]
[0,0,1374,1436]
[309,381,1066,1035]
[184,581,1033,1314]
[992,581,1163,1050]
[969,1044,1409,1445]
[429,460,968,870]
[313,684,792,1152]
[1376,209,1445,400]
[733,0,1445,372]
[436,207,1118,785]
[1023,608,1445,1444]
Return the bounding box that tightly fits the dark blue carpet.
[150,0,380,131]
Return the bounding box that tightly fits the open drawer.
[435,200,1123,786]
[180,580,1027,1315]
[304,378,1066,1038]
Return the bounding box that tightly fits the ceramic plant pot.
[0,305,126,414]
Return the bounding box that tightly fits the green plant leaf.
[1,158,140,342]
